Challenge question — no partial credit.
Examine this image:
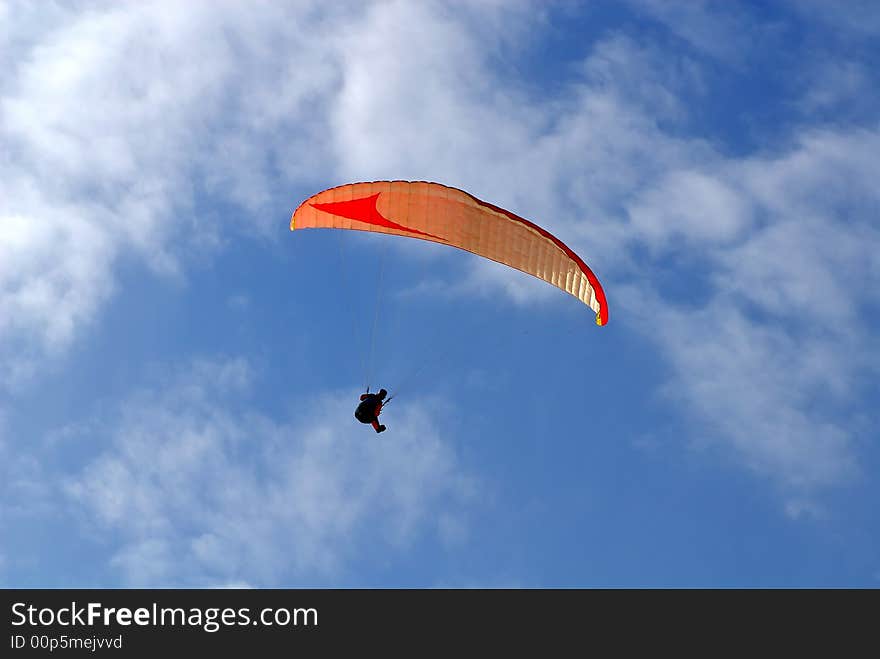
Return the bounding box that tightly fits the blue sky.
[1,0,878,587]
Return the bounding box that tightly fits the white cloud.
[1,1,689,381]
[625,0,763,64]
[800,60,870,114]
[632,290,859,489]
[329,7,708,301]
[0,208,114,346]
[3,0,877,521]
[328,11,879,507]
[1,2,347,384]
[64,358,477,586]
[0,407,53,512]
[785,0,880,37]
[330,0,532,188]
[320,5,877,508]
[618,126,880,507]
[727,129,880,331]
[717,216,872,326]
[627,169,753,248]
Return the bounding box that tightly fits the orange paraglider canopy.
[290,181,608,325]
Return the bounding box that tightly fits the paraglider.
[290,180,609,325]
[354,388,388,433]
[291,181,609,433]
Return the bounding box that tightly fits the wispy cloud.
[2,0,877,525]
[786,0,880,37]
[62,358,476,586]
[625,0,766,64]
[328,4,880,508]
[1,2,348,384]
[619,126,880,511]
